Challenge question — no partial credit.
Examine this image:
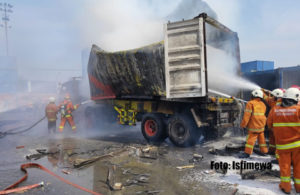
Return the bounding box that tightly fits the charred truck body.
[88,13,241,147]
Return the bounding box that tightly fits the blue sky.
[0,0,299,77]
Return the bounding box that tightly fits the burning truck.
[87,13,242,147]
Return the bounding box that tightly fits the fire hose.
[0,116,46,138]
[0,99,93,139]
[0,163,103,195]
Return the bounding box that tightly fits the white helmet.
[283,88,300,101]
[251,89,263,98]
[49,97,56,103]
[271,88,284,98]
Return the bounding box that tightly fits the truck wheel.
[141,113,167,144]
[168,113,202,147]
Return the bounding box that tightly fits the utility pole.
[0,2,13,56]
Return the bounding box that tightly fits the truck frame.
[87,13,242,147]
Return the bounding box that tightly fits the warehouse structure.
[241,60,300,100]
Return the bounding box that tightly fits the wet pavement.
[0,108,286,195]
[0,108,216,195]
[0,130,218,195]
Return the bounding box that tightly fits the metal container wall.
[280,66,300,88]
[88,43,165,100]
[164,18,206,98]
[242,66,300,100]
[241,60,274,73]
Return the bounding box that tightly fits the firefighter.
[239,89,268,158]
[59,94,79,132]
[45,97,58,133]
[263,88,284,108]
[267,88,300,194]
[263,88,284,154]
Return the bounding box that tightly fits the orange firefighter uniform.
[241,98,268,155]
[45,103,58,133]
[267,105,300,193]
[264,92,283,153]
[59,98,79,132]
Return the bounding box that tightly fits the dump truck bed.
[88,43,166,100]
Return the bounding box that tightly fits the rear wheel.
[141,113,167,144]
[168,113,203,147]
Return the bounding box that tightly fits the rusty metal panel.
[164,18,206,98]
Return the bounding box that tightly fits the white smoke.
[79,0,219,52]
[207,45,260,96]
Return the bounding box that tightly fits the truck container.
[87,13,242,147]
[242,65,300,100]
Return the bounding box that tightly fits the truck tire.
[141,113,167,144]
[168,113,202,147]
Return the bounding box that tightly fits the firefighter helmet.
[65,93,70,99]
[49,97,55,103]
[283,88,300,101]
[271,88,284,98]
[251,89,263,98]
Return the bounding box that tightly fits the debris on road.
[176,165,195,170]
[16,145,25,149]
[61,170,71,175]
[106,165,123,191]
[26,149,59,160]
[136,190,164,195]
[241,169,280,180]
[73,148,127,168]
[189,153,204,163]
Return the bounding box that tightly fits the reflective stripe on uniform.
[294,178,300,184]
[59,126,63,129]
[253,113,265,116]
[247,128,264,132]
[269,144,276,148]
[273,123,300,127]
[48,118,56,122]
[276,102,281,106]
[65,115,71,117]
[245,109,252,113]
[72,126,76,129]
[276,153,279,159]
[74,105,77,109]
[276,140,300,150]
[259,144,267,147]
[245,144,254,149]
[281,176,291,182]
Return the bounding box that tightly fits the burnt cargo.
[88,43,165,100]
